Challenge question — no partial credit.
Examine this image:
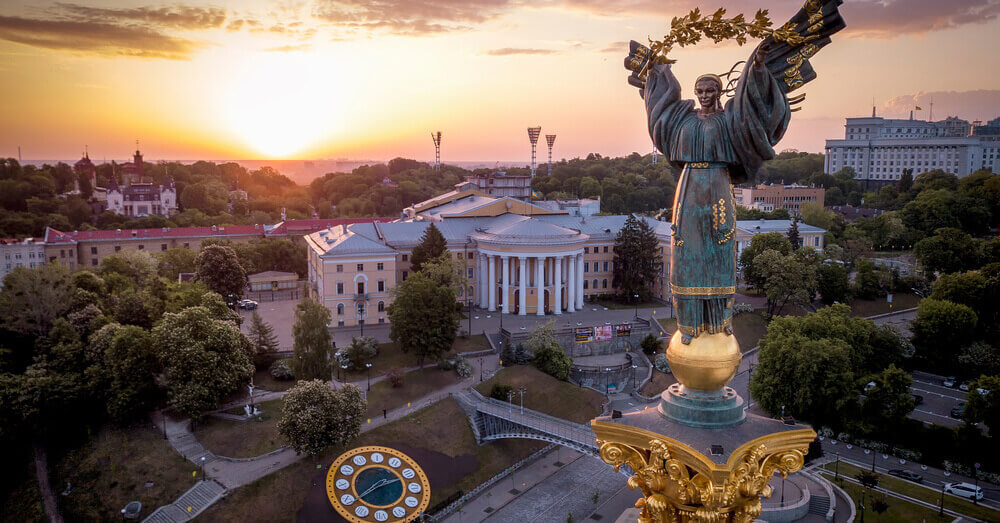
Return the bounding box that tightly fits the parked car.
[911,394,924,406]
[950,402,966,419]
[943,376,957,388]
[944,482,983,500]
[887,469,924,482]
[959,381,971,392]
[238,299,258,310]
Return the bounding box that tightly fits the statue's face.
[695,78,721,111]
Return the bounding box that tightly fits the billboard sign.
[575,327,594,343]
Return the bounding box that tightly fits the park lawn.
[476,365,605,424]
[194,399,285,459]
[822,461,1000,522]
[640,370,674,397]
[252,368,296,392]
[590,298,661,310]
[343,337,486,380]
[850,293,921,318]
[200,399,544,522]
[733,312,768,350]
[51,424,196,521]
[365,367,464,419]
[819,472,950,523]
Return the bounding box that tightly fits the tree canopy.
[278,380,366,457]
[612,215,661,302]
[292,298,334,381]
[388,271,459,367]
[409,223,447,273]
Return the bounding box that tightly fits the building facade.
[463,171,532,200]
[1,237,46,281]
[308,187,826,327]
[824,114,1000,188]
[733,184,825,215]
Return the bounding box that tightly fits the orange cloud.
[312,0,514,35]
[484,47,561,56]
[0,15,204,59]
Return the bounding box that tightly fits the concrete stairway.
[808,494,831,516]
[142,480,227,522]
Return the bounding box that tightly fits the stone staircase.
[143,480,227,522]
[170,432,216,464]
[808,494,831,516]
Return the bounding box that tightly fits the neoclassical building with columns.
[305,185,824,327]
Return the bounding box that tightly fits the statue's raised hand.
[624,40,652,89]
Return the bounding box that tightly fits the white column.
[576,253,585,309]
[479,254,487,309]
[518,256,527,315]
[488,255,496,312]
[501,255,510,314]
[566,255,575,313]
[553,255,562,315]
[536,256,545,316]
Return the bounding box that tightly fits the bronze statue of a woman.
[625,0,844,391]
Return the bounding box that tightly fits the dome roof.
[472,216,588,246]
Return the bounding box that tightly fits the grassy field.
[640,370,674,397]
[849,293,921,318]
[819,472,950,523]
[364,367,464,419]
[647,313,766,351]
[475,365,605,424]
[252,368,295,392]
[195,399,286,459]
[343,335,490,380]
[199,399,544,522]
[590,298,662,310]
[822,461,1000,521]
[50,424,196,521]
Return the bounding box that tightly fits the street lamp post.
[633,293,639,319]
[518,387,526,414]
[507,390,514,417]
[974,462,981,505]
[200,456,206,479]
[835,453,840,481]
[631,364,638,389]
[366,362,373,391]
[341,364,349,384]
[605,367,611,396]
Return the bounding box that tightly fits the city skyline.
[2,0,1000,162]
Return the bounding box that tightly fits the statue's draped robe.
[645,56,790,338]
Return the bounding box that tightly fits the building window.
[92,258,98,266]
[402,254,408,262]
[457,252,463,259]
[337,304,345,315]
[336,264,344,272]
[402,270,408,281]
[468,285,474,297]
[357,263,364,271]
[377,280,385,292]
[138,244,144,250]
[603,279,608,289]
[90,247,97,255]
[377,262,384,271]
[338,320,345,327]
[378,301,385,312]
[60,250,65,258]
[593,279,598,289]
[378,318,385,324]
[603,246,609,253]
[584,247,589,254]
[584,280,589,289]
[161,243,168,251]
[603,261,609,272]
[337,282,345,295]
[468,267,474,278]
[357,281,365,294]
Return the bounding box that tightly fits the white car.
[238,299,258,310]
[944,482,983,500]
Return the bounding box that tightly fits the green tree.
[248,311,280,355]
[963,375,1000,433]
[388,272,459,368]
[739,232,792,290]
[100,324,161,423]
[341,336,378,370]
[155,247,197,280]
[640,333,660,355]
[957,343,1000,377]
[930,270,986,317]
[292,298,334,381]
[787,218,801,250]
[278,380,367,457]
[910,298,977,370]
[897,169,913,193]
[195,244,247,302]
[817,262,850,304]
[420,254,465,293]
[526,322,572,380]
[914,228,981,275]
[852,259,890,300]
[0,263,74,337]
[99,249,158,287]
[154,306,254,420]
[112,288,156,329]
[800,202,835,230]
[862,364,914,426]
[612,215,661,302]
[753,247,819,317]
[410,223,447,273]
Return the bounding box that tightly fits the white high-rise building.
[824,113,1000,188]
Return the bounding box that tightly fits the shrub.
[654,353,670,373]
[386,367,404,388]
[436,358,455,370]
[454,355,472,378]
[270,359,294,381]
[490,384,514,402]
[733,302,755,315]
[533,344,572,381]
[640,333,660,355]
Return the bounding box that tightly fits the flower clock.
[326,446,431,522]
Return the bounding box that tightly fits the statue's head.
[694,74,723,112]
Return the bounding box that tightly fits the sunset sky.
[2,0,1000,165]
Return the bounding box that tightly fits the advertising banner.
[575,327,594,343]
[615,323,632,337]
[595,325,613,341]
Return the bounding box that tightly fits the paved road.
[909,370,969,428]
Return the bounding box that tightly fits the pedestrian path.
[142,480,226,523]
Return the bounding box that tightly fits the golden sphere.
[663,331,741,391]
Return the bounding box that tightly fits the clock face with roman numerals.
[326,446,431,522]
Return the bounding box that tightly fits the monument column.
[518,256,527,315]
[535,255,545,316]
[553,255,562,315]
[487,255,496,312]
[567,255,575,313]
[501,255,510,314]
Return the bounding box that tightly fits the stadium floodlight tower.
[527,126,541,177]
[431,131,442,171]
[545,134,556,176]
